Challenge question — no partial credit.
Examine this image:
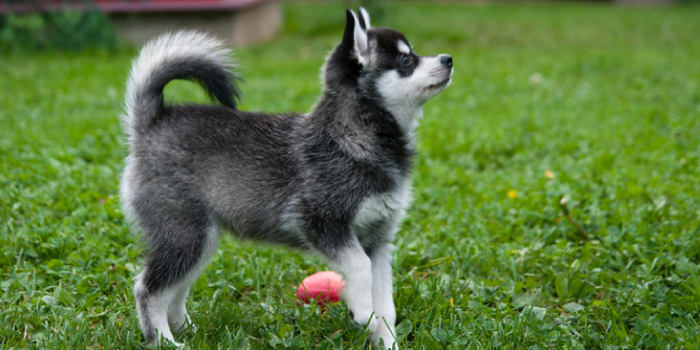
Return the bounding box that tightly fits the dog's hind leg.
[134,220,220,346]
[168,226,219,335]
[167,279,193,334]
[134,272,179,346]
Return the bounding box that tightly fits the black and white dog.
[121,7,452,349]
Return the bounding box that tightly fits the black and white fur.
[121,8,452,349]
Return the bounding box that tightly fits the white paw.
[171,318,195,335]
[373,328,398,349]
[376,339,398,350]
[354,313,379,334]
[160,338,184,348]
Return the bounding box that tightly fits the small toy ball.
[296,271,345,305]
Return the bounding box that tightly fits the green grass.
[2,2,700,349]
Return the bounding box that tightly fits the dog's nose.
[440,55,453,68]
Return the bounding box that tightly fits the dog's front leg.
[370,243,398,349]
[331,240,378,335]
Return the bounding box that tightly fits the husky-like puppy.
[121,7,452,349]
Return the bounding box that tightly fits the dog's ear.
[342,9,369,66]
[358,7,371,30]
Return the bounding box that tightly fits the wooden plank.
[96,0,269,14]
[0,0,271,14]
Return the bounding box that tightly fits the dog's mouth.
[425,77,451,92]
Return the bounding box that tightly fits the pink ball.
[296,271,345,305]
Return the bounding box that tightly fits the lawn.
[1,2,700,349]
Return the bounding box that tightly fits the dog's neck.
[308,88,415,162]
[378,101,423,148]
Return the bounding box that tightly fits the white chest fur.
[351,180,413,239]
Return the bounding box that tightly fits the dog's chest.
[351,180,412,236]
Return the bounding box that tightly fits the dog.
[120,7,452,349]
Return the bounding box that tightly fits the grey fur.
[121,8,452,349]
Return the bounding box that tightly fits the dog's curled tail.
[123,30,241,136]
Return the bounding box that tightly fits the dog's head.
[325,8,453,129]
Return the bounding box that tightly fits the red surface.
[296,271,344,306]
[0,0,270,14]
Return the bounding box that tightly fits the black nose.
[440,55,453,68]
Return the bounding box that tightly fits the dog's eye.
[400,55,410,66]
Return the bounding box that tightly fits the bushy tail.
[122,31,241,137]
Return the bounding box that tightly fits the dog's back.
[126,106,305,238]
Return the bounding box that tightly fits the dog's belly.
[206,184,308,248]
[218,208,309,249]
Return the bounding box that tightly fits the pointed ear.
[342,9,369,66]
[358,7,371,30]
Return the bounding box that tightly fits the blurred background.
[1,0,699,349]
[0,0,697,51]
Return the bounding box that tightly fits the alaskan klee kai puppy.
[121,7,452,349]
